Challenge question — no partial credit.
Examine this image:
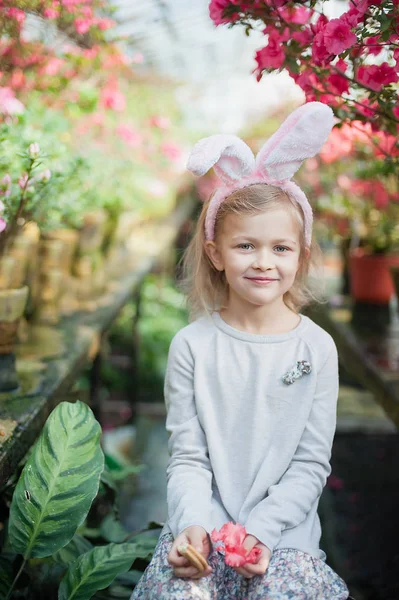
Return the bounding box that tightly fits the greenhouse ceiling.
[111,0,305,131]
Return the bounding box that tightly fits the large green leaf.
[0,555,13,600]
[9,401,104,559]
[53,534,94,565]
[58,542,152,600]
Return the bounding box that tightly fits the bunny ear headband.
[186,102,334,247]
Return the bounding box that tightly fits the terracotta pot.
[78,210,108,254]
[0,256,18,291]
[43,228,79,274]
[390,265,399,299]
[0,286,29,392]
[14,223,41,317]
[349,248,399,304]
[34,240,65,325]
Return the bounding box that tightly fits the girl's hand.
[167,525,213,580]
[233,534,271,579]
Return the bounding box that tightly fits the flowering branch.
[209,1,399,143]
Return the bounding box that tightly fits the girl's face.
[206,206,302,310]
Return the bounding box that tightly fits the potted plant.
[0,135,54,391]
[297,121,399,304]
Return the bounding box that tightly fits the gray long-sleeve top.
[163,311,339,559]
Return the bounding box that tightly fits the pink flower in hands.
[211,522,262,567]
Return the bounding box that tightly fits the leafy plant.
[1,401,157,600]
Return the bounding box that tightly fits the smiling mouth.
[246,277,277,281]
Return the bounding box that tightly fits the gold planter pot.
[34,240,65,325]
[0,286,29,392]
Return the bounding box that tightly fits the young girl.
[132,102,350,599]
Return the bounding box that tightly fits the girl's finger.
[234,566,255,579]
[168,539,190,566]
[243,560,269,575]
[168,553,189,567]
[190,566,213,580]
[174,565,212,579]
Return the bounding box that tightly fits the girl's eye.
[274,246,289,253]
[237,243,253,250]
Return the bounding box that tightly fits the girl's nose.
[252,249,275,270]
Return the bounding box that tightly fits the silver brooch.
[282,361,312,385]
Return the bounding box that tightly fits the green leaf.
[99,514,128,543]
[9,401,104,559]
[58,543,152,600]
[0,555,13,600]
[53,535,94,565]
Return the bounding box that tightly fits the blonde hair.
[178,184,325,321]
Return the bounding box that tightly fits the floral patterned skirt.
[131,531,349,600]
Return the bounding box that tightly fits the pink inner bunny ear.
[186,134,255,185]
[256,102,334,182]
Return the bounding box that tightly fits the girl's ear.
[205,240,224,272]
[187,134,255,186]
[256,102,334,182]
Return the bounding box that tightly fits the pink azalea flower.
[341,0,369,26]
[149,115,170,129]
[95,18,115,31]
[255,32,285,73]
[292,28,313,47]
[101,82,126,112]
[211,522,262,568]
[278,6,311,25]
[43,8,58,19]
[161,142,182,161]
[335,58,348,73]
[293,69,319,96]
[323,18,357,55]
[0,218,6,233]
[9,70,25,91]
[116,124,142,147]
[209,0,240,25]
[0,87,24,115]
[6,8,26,24]
[328,72,349,95]
[265,0,287,7]
[312,31,331,66]
[81,6,93,18]
[364,35,383,56]
[18,174,29,189]
[355,98,378,118]
[311,13,328,35]
[41,57,64,77]
[74,18,92,35]
[372,181,389,209]
[357,62,398,92]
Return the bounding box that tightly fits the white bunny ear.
[187,134,255,186]
[256,102,334,182]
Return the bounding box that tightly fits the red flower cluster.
[209,1,399,141]
[211,522,261,567]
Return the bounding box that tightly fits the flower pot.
[43,228,79,274]
[0,286,29,392]
[78,210,108,254]
[349,248,399,304]
[42,229,80,316]
[0,256,18,291]
[390,266,399,300]
[12,223,41,317]
[34,240,65,325]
